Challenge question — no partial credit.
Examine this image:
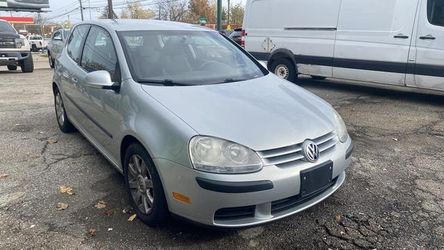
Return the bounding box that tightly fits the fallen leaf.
[0,174,9,179]
[58,185,75,195]
[103,209,114,216]
[56,202,69,211]
[94,200,107,209]
[47,139,58,144]
[128,214,137,222]
[87,228,97,237]
[335,214,342,223]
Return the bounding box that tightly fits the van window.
[66,25,90,64]
[81,26,119,82]
[428,0,444,27]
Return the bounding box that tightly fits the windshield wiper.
[138,79,189,86]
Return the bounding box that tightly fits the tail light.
[241,29,246,48]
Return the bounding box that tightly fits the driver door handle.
[419,35,436,40]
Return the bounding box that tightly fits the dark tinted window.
[0,21,16,33]
[66,25,90,64]
[428,0,444,27]
[81,26,119,81]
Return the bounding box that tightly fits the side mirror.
[84,70,118,90]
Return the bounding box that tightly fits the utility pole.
[216,0,222,31]
[79,0,84,21]
[107,0,114,19]
[227,0,230,25]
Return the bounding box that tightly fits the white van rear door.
[333,0,419,86]
[412,0,444,92]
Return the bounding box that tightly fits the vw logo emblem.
[302,140,320,163]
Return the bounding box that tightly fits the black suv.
[0,20,33,72]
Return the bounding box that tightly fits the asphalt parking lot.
[0,55,443,249]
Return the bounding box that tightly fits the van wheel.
[7,65,17,71]
[20,55,34,73]
[270,58,297,82]
[124,143,169,226]
[311,75,326,80]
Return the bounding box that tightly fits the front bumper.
[0,51,30,65]
[155,138,353,227]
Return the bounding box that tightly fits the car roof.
[79,19,214,32]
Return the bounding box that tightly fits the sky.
[0,0,246,23]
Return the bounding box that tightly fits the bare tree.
[157,0,188,22]
[121,0,156,19]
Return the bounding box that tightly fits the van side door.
[333,0,419,86]
[412,0,444,92]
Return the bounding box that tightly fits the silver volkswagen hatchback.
[53,20,353,227]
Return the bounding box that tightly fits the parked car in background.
[244,0,444,94]
[229,28,242,46]
[0,19,33,72]
[47,29,70,68]
[53,19,352,227]
[27,34,45,52]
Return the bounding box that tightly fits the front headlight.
[189,136,263,174]
[15,38,25,48]
[333,110,349,143]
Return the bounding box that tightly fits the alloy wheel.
[55,92,65,125]
[128,154,154,215]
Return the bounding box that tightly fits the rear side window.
[66,25,90,64]
[428,0,444,27]
[52,31,61,40]
[81,26,119,82]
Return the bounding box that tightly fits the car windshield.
[118,30,267,85]
[0,21,16,33]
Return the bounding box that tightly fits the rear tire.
[20,54,34,73]
[269,58,297,82]
[54,87,76,133]
[124,143,169,226]
[7,65,17,71]
[311,75,326,80]
[48,52,55,68]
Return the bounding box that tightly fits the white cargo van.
[243,0,444,93]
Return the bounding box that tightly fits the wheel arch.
[267,48,297,71]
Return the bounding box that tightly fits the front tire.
[20,54,34,73]
[54,88,76,133]
[124,143,169,226]
[269,58,297,82]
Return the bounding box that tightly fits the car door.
[51,30,63,58]
[333,0,419,86]
[77,26,122,155]
[411,0,444,91]
[59,24,91,130]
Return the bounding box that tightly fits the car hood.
[141,74,336,151]
[0,32,19,39]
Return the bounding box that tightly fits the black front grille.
[0,38,15,48]
[271,177,338,215]
[214,205,255,221]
